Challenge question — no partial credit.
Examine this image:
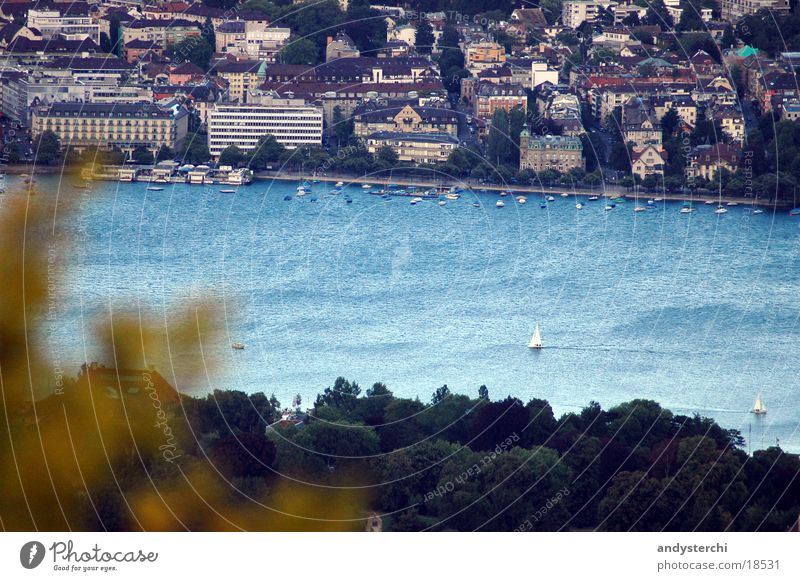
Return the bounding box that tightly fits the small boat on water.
[547,196,555,202]
[575,203,583,210]
[336,181,344,188]
[604,205,613,211]
[517,196,527,204]
[472,202,481,208]
[705,199,715,205]
[445,193,460,200]
[283,195,292,201]
[726,201,739,207]
[345,197,353,204]
[646,199,656,206]
[438,200,446,206]
[528,324,543,349]
[540,202,547,209]
[220,189,236,193]
[231,342,245,350]
[680,206,694,214]
[588,195,599,201]
[496,200,505,208]
[362,183,372,189]
[715,206,728,214]
[790,208,800,216]
[752,208,764,215]
[560,193,569,198]
[751,393,767,415]
[613,197,625,203]
[654,197,663,202]
[634,206,646,212]
[147,186,164,191]
[500,190,509,197]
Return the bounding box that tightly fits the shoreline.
[254,171,788,209]
[6,165,790,209]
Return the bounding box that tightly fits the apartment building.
[519,131,584,172]
[207,98,323,156]
[365,132,458,164]
[122,19,201,48]
[473,82,527,120]
[562,1,600,29]
[720,0,789,22]
[214,60,267,102]
[31,102,188,157]
[28,7,100,44]
[465,41,506,73]
[353,102,458,137]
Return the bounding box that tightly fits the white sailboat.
[528,324,543,349]
[751,393,767,415]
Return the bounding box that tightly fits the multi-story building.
[562,1,600,29]
[685,143,741,181]
[326,31,360,62]
[519,131,584,173]
[215,20,290,60]
[122,19,201,49]
[631,145,665,180]
[28,6,100,44]
[207,97,323,156]
[622,98,661,149]
[31,102,188,157]
[473,82,527,120]
[365,132,458,164]
[465,41,506,73]
[353,101,457,137]
[720,0,789,22]
[214,60,267,103]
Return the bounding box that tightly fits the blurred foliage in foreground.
[1,184,798,532]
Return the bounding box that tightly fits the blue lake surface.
[23,175,800,451]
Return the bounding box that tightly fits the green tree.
[178,135,210,164]
[168,36,213,70]
[278,37,319,65]
[156,144,175,162]
[375,145,398,168]
[415,20,435,55]
[131,146,154,165]
[486,108,512,167]
[332,106,354,145]
[248,134,285,169]
[34,130,61,164]
[218,145,245,167]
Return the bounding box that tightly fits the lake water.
[20,175,800,451]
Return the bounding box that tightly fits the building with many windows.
[31,102,188,158]
[365,132,458,164]
[720,0,788,22]
[519,131,584,172]
[28,6,100,44]
[207,97,323,156]
[353,101,457,137]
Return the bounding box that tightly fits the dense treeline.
[170,378,800,532]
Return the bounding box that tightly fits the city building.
[365,131,458,164]
[473,82,527,120]
[685,143,741,181]
[31,102,188,158]
[326,31,360,62]
[121,19,201,49]
[353,101,457,137]
[562,1,601,29]
[630,145,665,180]
[519,131,584,172]
[207,97,323,156]
[28,6,100,44]
[720,0,789,22]
[214,60,267,103]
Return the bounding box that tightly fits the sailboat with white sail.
[528,324,543,349]
[751,393,767,415]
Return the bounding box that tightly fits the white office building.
[207,97,323,156]
[28,8,100,44]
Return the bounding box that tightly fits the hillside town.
[0,0,799,200]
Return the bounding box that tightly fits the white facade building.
[28,9,100,44]
[207,98,323,156]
